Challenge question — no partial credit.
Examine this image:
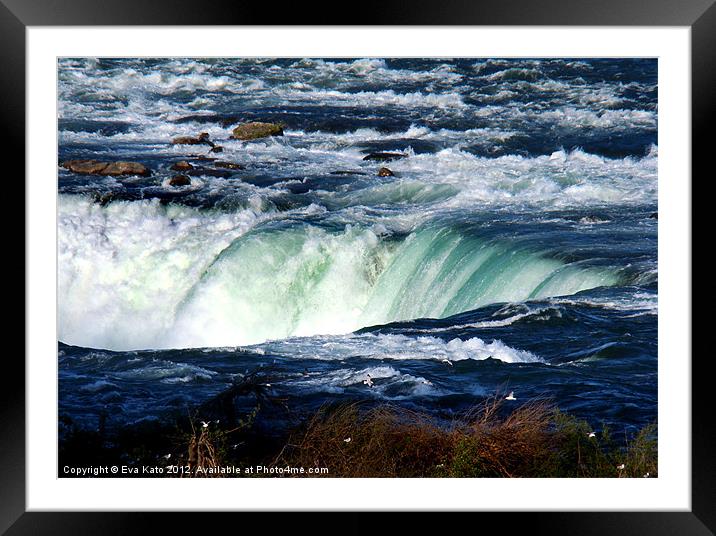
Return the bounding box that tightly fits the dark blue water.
[58,58,657,436]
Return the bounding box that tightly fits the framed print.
[4,0,710,534]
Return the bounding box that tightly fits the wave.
[256,332,542,364]
[374,147,657,208]
[58,197,622,350]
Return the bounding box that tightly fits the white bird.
[201,421,209,428]
[617,463,625,470]
[421,379,433,386]
[643,472,650,478]
[588,432,596,438]
[363,374,374,387]
[265,383,272,387]
[162,453,171,460]
[505,391,516,401]
[343,437,351,443]
[442,359,453,366]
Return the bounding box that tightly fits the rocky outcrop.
[362,152,407,162]
[171,132,215,146]
[378,167,394,177]
[231,122,284,141]
[170,160,194,171]
[61,159,150,177]
[213,161,243,170]
[649,212,658,220]
[168,174,191,187]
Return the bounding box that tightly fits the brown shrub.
[276,396,657,478]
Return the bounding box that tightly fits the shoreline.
[59,386,657,479]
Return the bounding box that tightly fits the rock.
[62,159,109,175]
[170,160,194,171]
[362,152,407,162]
[172,132,214,146]
[231,122,284,141]
[168,174,191,187]
[102,162,151,177]
[92,192,117,207]
[209,146,224,153]
[62,159,150,177]
[649,212,658,220]
[213,161,244,170]
[378,167,394,177]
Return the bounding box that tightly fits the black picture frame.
[3,1,709,533]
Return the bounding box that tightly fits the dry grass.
[59,392,657,479]
[274,396,657,478]
[276,402,454,477]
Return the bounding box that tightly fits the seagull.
[343,437,351,443]
[162,453,171,460]
[441,359,453,366]
[617,463,625,470]
[505,391,516,401]
[588,432,596,438]
[201,421,209,428]
[643,472,650,478]
[363,374,374,388]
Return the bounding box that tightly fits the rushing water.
[58,58,657,434]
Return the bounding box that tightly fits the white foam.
[58,195,267,350]
[257,333,542,364]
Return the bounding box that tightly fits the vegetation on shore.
[60,382,657,478]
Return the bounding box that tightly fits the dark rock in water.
[61,159,109,175]
[285,182,311,195]
[92,192,117,207]
[90,190,143,205]
[171,132,214,146]
[170,160,194,171]
[330,170,368,176]
[103,162,151,177]
[362,152,407,162]
[649,212,658,220]
[62,159,150,177]
[209,146,224,153]
[231,122,284,141]
[168,174,191,187]
[378,167,394,177]
[214,161,244,170]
